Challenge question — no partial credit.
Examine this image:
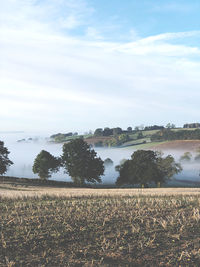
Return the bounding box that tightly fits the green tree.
[156,154,182,184]
[0,141,13,175]
[62,139,104,185]
[32,150,60,180]
[103,127,113,136]
[166,123,176,129]
[179,152,192,162]
[104,158,114,167]
[116,150,182,187]
[94,128,103,136]
[113,127,122,136]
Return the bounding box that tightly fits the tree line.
[0,139,182,187]
[183,123,200,128]
[151,129,200,142]
[50,122,200,141]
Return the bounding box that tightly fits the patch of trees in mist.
[0,138,182,188]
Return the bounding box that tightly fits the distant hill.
[50,126,200,149]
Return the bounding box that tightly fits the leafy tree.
[183,123,200,128]
[104,158,114,167]
[62,139,104,185]
[116,150,182,187]
[144,125,164,131]
[115,160,131,185]
[32,150,60,180]
[166,123,176,129]
[127,127,132,132]
[179,152,192,162]
[0,141,13,175]
[118,134,129,142]
[94,128,103,136]
[103,127,113,136]
[156,154,182,183]
[105,134,129,147]
[113,127,123,136]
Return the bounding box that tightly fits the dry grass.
[1,182,200,199]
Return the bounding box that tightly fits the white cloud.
[0,0,94,33]
[113,31,200,57]
[1,0,200,132]
[136,31,200,43]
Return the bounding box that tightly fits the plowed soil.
[151,140,200,151]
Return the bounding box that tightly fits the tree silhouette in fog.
[32,150,60,180]
[116,150,182,187]
[0,141,13,175]
[62,138,104,185]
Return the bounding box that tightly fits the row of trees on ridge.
[151,129,200,142]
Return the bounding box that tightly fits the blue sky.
[88,0,200,40]
[1,0,200,133]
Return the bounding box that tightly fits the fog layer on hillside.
[1,133,200,184]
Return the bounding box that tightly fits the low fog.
[1,133,200,184]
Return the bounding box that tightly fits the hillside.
[151,140,200,151]
[49,127,200,151]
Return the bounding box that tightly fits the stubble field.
[1,186,200,266]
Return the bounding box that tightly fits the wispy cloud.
[0,0,94,33]
[113,31,200,57]
[1,0,200,132]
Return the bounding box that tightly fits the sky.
[1,0,200,134]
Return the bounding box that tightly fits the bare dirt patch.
[151,140,200,151]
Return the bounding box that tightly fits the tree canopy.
[104,158,114,167]
[116,150,182,187]
[0,141,13,175]
[62,138,104,185]
[32,150,60,180]
[179,152,192,162]
[151,129,200,142]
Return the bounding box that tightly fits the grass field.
[121,141,167,150]
[1,185,200,266]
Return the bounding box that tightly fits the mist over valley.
[1,132,200,185]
